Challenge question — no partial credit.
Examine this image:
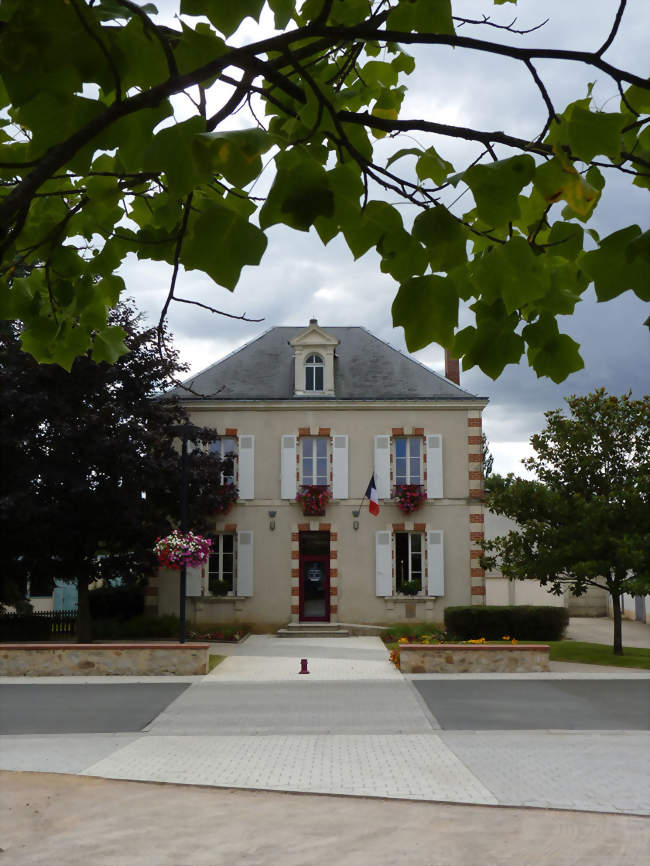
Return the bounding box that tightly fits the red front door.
[299,553,330,622]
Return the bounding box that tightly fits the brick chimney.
[444,349,460,385]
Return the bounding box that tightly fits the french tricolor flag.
[365,474,380,516]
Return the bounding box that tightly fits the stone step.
[276,623,351,638]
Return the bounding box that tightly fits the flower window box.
[296,485,332,516]
[393,484,427,514]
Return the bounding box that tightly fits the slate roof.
[169,326,485,402]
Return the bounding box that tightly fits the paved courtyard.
[1,632,648,821]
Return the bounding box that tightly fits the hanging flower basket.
[393,484,427,514]
[154,530,212,570]
[296,485,332,516]
[214,483,239,515]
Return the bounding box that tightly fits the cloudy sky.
[121,1,649,478]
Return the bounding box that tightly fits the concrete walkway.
[566,616,650,648]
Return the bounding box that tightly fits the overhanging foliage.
[0,0,648,379]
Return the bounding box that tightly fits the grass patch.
[547,641,650,670]
[208,654,226,672]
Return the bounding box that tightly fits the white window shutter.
[281,435,297,499]
[426,434,443,499]
[374,435,391,499]
[237,531,253,596]
[427,531,444,596]
[375,531,392,596]
[332,434,349,499]
[238,435,254,499]
[185,565,203,597]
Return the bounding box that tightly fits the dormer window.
[289,319,339,397]
[305,354,324,391]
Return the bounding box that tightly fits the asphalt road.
[413,679,650,730]
[1,679,649,735]
[0,683,190,734]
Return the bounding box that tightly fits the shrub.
[187,622,249,641]
[89,584,144,621]
[444,605,569,641]
[93,614,179,639]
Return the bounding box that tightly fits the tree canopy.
[0,0,648,380]
[483,389,650,654]
[0,301,231,638]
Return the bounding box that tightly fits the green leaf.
[360,61,399,88]
[546,222,584,261]
[20,317,93,371]
[391,51,416,75]
[471,237,550,313]
[463,156,535,228]
[268,0,295,29]
[581,225,649,302]
[453,302,525,379]
[342,201,403,259]
[567,108,626,162]
[91,325,128,365]
[260,150,334,232]
[416,147,453,185]
[378,230,428,282]
[144,117,211,195]
[197,128,271,188]
[621,82,650,114]
[412,206,467,271]
[180,0,264,37]
[392,274,458,350]
[182,196,267,290]
[523,317,584,383]
[387,0,455,36]
[533,157,600,219]
[174,22,227,76]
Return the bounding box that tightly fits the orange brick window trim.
[470,550,483,559]
[392,427,405,436]
[467,435,483,445]
[469,514,484,523]
[298,427,311,437]
[318,427,331,436]
[298,523,310,531]
[224,523,237,532]
[291,604,300,614]
[414,523,426,532]
[468,454,482,463]
[470,531,485,541]
[224,428,238,437]
[467,418,482,427]
[392,523,405,531]
[469,471,482,480]
[471,585,486,596]
[291,587,300,596]
[471,567,485,577]
[413,427,424,436]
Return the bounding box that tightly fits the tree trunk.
[611,591,623,656]
[76,578,92,643]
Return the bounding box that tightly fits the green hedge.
[92,614,180,639]
[444,605,569,641]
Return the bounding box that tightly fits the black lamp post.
[170,421,200,644]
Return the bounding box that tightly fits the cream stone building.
[148,321,489,631]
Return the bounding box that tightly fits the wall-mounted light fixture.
[352,509,360,531]
[268,510,276,531]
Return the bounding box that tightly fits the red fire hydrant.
[299,658,310,674]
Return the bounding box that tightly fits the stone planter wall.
[0,642,210,676]
[399,643,550,673]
